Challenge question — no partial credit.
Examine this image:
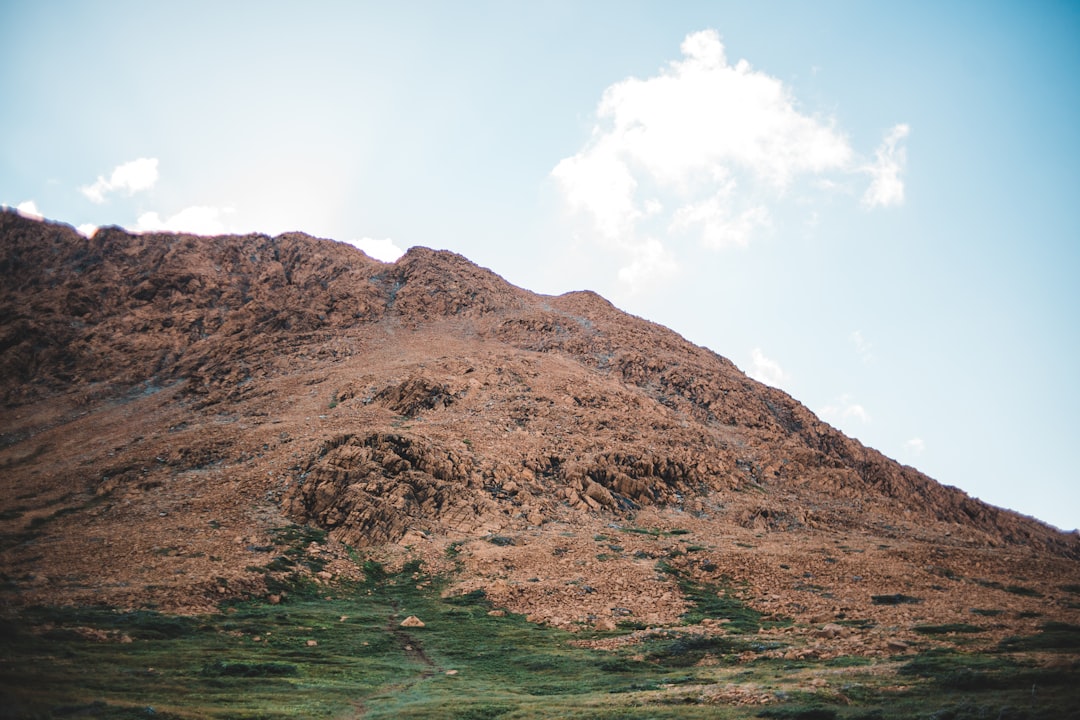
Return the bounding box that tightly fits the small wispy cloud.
[671,194,771,250]
[134,205,232,235]
[748,348,789,389]
[820,394,871,425]
[82,158,159,203]
[850,330,874,363]
[862,124,909,208]
[616,237,679,292]
[346,237,406,263]
[904,437,925,455]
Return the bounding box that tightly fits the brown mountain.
[2,210,1077,653]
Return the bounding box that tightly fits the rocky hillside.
[2,210,1078,650]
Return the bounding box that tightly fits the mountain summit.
[2,210,1077,647]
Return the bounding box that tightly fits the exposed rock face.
[289,432,481,546]
[1,210,1077,637]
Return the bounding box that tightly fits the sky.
[2,1,1078,531]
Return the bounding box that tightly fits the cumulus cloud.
[748,348,789,389]
[82,158,159,203]
[134,205,232,235]
[819,394,871,425]
[553,30,909,287]
[76,223,98,238]
[552,29,853,280]
[862,124,909,208]
[346,237,406,263]
[15,200,43,220]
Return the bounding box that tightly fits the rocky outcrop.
[286,433,480,545]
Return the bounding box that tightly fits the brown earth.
[2,210,1078,655]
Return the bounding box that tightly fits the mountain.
[2,210,1078,652]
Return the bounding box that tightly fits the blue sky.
[3,1,1078,531]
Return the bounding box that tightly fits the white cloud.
[862,124,909,208]
[552,137,642,240]
[670,183,772,249]
[553,30,855,277]
[616,237,678,292]
[748,347,789,388]
[134,205,232,235]
[905,437,926,455]
[15,200,43,220]
[845,404,871,423]
[819,394,871,425]
[346,237,406,262]
[76,223,98,238]
[82,158,159,203]
[553,30,910,288]
[850,330,874,363]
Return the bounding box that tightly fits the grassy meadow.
[2,527,1079,719]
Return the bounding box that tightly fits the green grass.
[823,656,873,668]
[969,608,1004,617]
[2,566,733,718]
[998,621,1080,652]
[898,647,1079,700]
[912,623,984,635]
[756,708,837,720]
[2,526,1079,719]
[4,585,1079,719]
[656,560,787,633]
[869,594,921,605]
[1003,584,1043,597]
[618,526,691,538]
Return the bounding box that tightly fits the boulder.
[815,623,845,639]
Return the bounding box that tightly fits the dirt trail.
[388,603,438,675]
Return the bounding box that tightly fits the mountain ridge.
[1,210,1077,645]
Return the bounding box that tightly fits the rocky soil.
[2,210,1078,655]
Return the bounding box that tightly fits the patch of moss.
[824,655,872,667]
[201,659,298,677]
[999,621,1080,652]
[969,608,1004,617]
[912,623,984,635]
[756,704,837,719]
[870,593,921,605]
[644,631,754,667]
[656,561,782,632]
